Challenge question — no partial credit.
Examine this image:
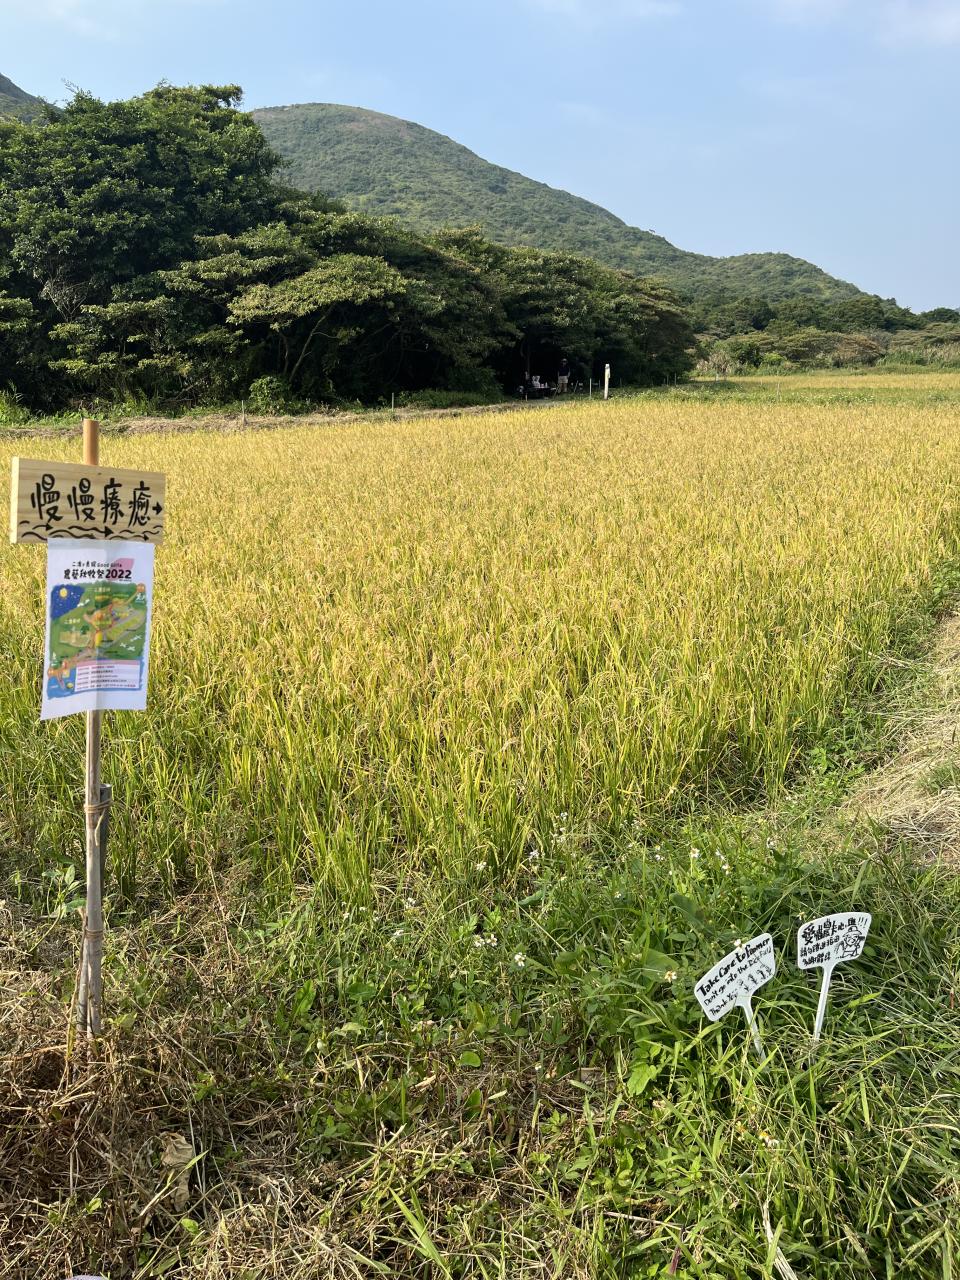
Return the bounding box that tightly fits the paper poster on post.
[41,539,155,720]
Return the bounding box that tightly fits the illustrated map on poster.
[797,913,871,970]
[42,540,155,720]
[694,933,776,1022]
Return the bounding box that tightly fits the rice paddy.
[5,392,960,896]
[4,380,960,1277]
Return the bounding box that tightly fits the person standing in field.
[557,357,570,393]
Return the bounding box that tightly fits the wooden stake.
[77,418,107,1039]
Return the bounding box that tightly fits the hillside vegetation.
[253,102,864,304]
[0,72,45,121]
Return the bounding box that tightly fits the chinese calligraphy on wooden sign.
[9,458,166,544]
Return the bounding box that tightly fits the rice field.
[5,383,960,1278]
[2,393,960,899]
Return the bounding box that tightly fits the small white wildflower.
[485,934,498,947]
[664,969,678,983]
[734,939,743,949]
[528,848,540,862]
[653,844,661,851]
[472,937,484,950]
[475,860,488,871]
[654,854,664,863]
[614,891,623,900]
[691,847,700,859]
[513,952,526,967]
[721,861,731,873]
[404,896,416,909]
[391,928,403,941]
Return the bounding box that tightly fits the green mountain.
[0,72,45,121]
[253,102,862,303]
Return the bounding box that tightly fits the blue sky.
[2,0,957,310]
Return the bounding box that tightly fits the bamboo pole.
[77,418,106,1039]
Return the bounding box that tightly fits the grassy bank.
[3,383,960,1276]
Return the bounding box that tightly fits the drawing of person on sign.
[836,919,868,961]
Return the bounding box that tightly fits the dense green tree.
[0,85,280,310]
[433,229,695,388]
[0,85,698,410]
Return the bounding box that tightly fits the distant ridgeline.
[1,74,952,417]
[0,73,45,121]
[253,102,959,355]
[252,103,862,305]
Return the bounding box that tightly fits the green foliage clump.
[246,375,304,415]
[0,385,29,424]
[0,86,696,413]
[395,387,503,409]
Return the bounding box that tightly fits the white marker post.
[797,912,871,1045]
[603,363,611,400]
[694,933,776,1058]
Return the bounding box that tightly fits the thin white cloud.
[0,0,224,40]
[880,0,960,43]
[524,0,681,19]
[763,0,960,44]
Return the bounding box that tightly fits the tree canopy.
[0,85,697,413]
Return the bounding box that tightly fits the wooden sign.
[10,457,166,544]
[694,933,775,1057]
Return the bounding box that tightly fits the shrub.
[246,376,304,416]
[0,388,30,425]
[395,388,505,410]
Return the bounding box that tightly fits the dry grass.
[1,892,651,1279]
[849,612,960,860]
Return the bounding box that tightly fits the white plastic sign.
[797,912,871,1043]
[694,933,775,1056]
